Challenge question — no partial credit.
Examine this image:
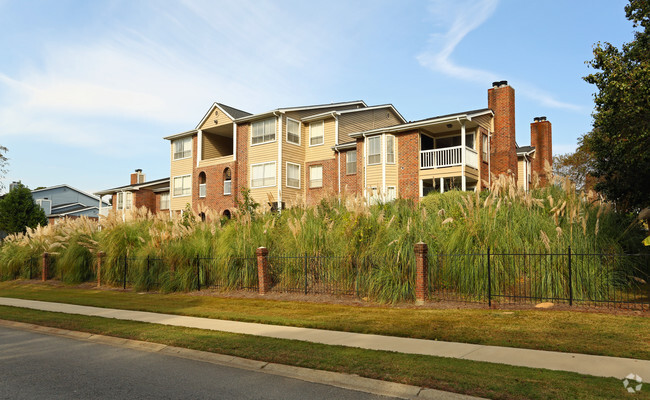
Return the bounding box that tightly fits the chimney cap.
[533,117,540,122]
[540,116,547,121]
[492,81,500,88]
[499,80,508,87]
[135,169,143,173]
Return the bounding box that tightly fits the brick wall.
[134,189,156,212]
[340,149,359,196]
[488,83,518,181]
[398,130,420,202]
[479,127,490,188]
[306,158,337,206]
[193,161,237,215]
[235,123,249,204]
[530,120,552,186]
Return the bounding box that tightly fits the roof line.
[31,184,108,204]
[234,100,367,122]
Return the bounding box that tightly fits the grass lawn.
[0,305,643,400]
[1,280,649,360]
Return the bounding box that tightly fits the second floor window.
[173,137,192,160]
[346,150,357,174]
[160,192,170,210]
[287,119,300,145]
[367,136,381,165]
[173,175,191,197]
[310,121,324,146]
[251,162,276,188]
[252,118,276,145]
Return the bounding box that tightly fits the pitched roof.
[94,177,170,196]
[235,100,367,122]
[216,103,252,119]
[31,184,109,204]
[301,104,407,124]
[516,146,536,156]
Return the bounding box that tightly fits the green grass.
[1,280,649,360]
[0,305,642,400]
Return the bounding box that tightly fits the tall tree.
[0,146,7,192]
[583,0,650,211]
[0,182,47,234]
[553,135,596,191]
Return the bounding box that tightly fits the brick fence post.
[41,252,49,281]
[97,251,105,287]
[414,242,428,305]
[256,247,270,295]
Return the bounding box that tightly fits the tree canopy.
[0,182,47,234]
[583,0,650,211]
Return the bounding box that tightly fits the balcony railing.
[420,146,478,169]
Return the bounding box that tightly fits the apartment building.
[97,81,552,217]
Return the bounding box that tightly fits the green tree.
[583,0,650,211]
[0,182,47,234]
[553,135,595,191]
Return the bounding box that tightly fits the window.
[465,133,475,149]
[198,172,206,198]
[173,175,191,197]
[309,165,323,188]
[251,162,276,188]
[309,121,324,146]
[346,150,357,174]
[224,168,232,195]
[386,135,395,164]
[287,118,300,145]
[160,192,170,210]
[367,136,381,165]
[252,118,276,145]
[435,133,475,149]
[117,192,124,210]
[369,187,379,205]
[386,186,396,202]
[125,192,133,209]
[286,163,300,188]
[173,137,192,160]
[482,134,488,160]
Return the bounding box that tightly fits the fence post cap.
[97,251,105,257]
[42,252,49,257]
[256,247,269,256]
[414,242,428,253]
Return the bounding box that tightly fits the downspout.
[274,112,283,213]
[197,130,203,168]
[362,133,368,201]
[233,123,237,161]
[458,117,466,191]
[334,113,340,195]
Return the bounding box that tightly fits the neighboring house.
[161,81,552,216]
[95,169,170,216]
[31,185,111,223]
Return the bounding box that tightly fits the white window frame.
[482,133,488,160]
[116,192,124,210]
[160,192,170,210]
[250,161,276,189]
[386,135,395,164]
[251,118,276,146]
[286,162,301,189]
[346,150,357,175]
[367,136,381,165]
[125,192,133,209]
[309,120,324,147]
[309,165,323,188]
[386,186,396,202]
[173,174,192,198]
[173,137,192,160]
[286,118,301,146]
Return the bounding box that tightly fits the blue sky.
[0,0,635,195]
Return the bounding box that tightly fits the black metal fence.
[429,248,650,310]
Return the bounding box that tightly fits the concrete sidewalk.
[1,297,648,379]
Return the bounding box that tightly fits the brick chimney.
[130,169,145,185]
[487,81,518,181]
[530,117,552,185]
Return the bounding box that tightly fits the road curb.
[0,319,484,400]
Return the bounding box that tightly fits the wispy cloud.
[417,0,583,112]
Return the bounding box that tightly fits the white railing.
[420,146,478,169]
[199,183,206,198]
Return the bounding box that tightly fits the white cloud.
[417,0,583,113]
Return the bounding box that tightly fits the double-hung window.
[173,137,192,160]
[160,192,170,210]
[482,134,488,160]
[309,121,324,146]
[286,162,300,189]
[367,136,381,165]
[117,193,124,210]
[252,118,276,145]
[251,162,276,188]
[125,192,133,209]
[173,175,191,197]
[346,150,357,174]
[386,135,395,164]
[287,119,300,145]
[309,165,323,188]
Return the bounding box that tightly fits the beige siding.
[281,115,306,206]
[365,164,382,194]
[339,109,402,143]
[203,134,233,159]
[473,114,493,133]
[199,106,233,130]
[305,117,336,163]
[420,166,479,180]
[198,155,234,168]
[170,140,194,211]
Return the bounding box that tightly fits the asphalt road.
[0,326,395,400]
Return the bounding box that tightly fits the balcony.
[420,146,478,170]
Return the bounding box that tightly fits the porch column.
[461,121,467,191]
[440,177,444,193]
[197,130,203,167]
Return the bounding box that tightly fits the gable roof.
[301,104,407,124]
[517,146,536,156]
[31,184,109,205]
[234,100,367,123]
[195,102,252,130]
